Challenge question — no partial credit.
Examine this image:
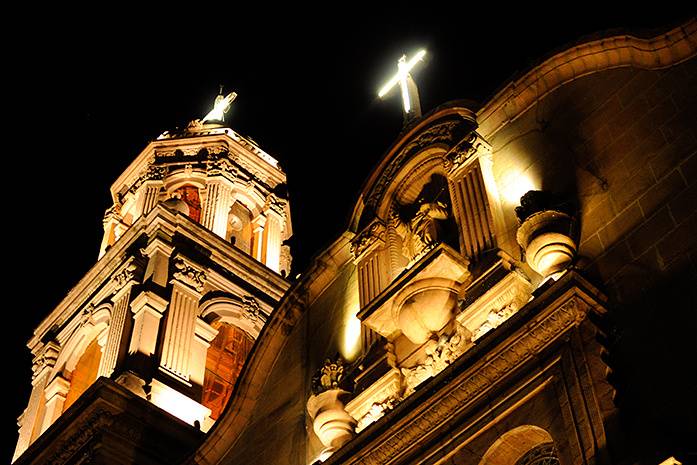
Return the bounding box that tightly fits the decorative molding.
[350,220,386,261]
[349,296,589,465]
[471,304,517,342]
[172,258,207,292]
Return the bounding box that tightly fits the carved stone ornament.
[48,409,114,465]
[112,262,139,292]
[471,303,518,342]
[355,397,398,433]
[401,324,473,396]
[366,118,468,211]
[280,244,292,275]
[32,345,59,380]
[264,193,286,217]
[242,296,265,323]
[443,131,491,171]
[350,220,386,260]
[312,358,347,395]
[172,258,207,292]
[351,297,589,465]
[102,204,121,225]
[391,199,449,262]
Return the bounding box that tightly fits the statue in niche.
[391,174,454,260]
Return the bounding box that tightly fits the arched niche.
[163,171,207,223]
[479,425,559,465]
[198,294,261,421]
[377,146,460,275]
[199,295,264,339]
[51,304,111,380]
[227,201,254,253]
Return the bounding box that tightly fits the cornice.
[477,19,697,138]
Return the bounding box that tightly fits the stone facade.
[13,19,696,465]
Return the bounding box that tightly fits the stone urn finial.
[307,359,356,459]
[515,191,577,282]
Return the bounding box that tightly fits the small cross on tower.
[378,50,427,121]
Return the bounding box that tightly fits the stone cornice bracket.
[443,131,492,173]
[171,257,207,293]
[32,341,60,381]
[350,220,387,262]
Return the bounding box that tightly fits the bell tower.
[13,98,292,463]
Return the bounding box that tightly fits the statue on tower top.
[202,86,238,123]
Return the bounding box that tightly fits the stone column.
[159,258,206,382]
[350,220,388,309]
[252,215,266,262]
[201,177,235,238]
[446,133,497,262]
[13,342,59,460]
[98,261,138,378]
[128,291,168,358]
[189,318,219,391]
[41,376,70,433]
[99,205,122,259]
[142,237,173,287]
[137,181,162,218]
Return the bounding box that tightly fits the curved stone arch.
[477,20,697,138]
[350,106,476,231]
[375,145,450,221]
[163,170,208,194]
[230,184,266,218]
[478,425,557,465]
[199,294,263,340]
[50,302,112,381]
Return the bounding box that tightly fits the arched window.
[202,322,254,420]
[226,202,253,254]
[479,425,559,465]
[174,185,202,223]
[62,338,102,412]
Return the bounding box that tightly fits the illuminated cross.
[378,50,426,119]
[202,88,238,123]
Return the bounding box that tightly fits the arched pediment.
[351,104,477,231]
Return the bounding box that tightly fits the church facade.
[14,20,696,465]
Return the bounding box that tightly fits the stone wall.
[489,58,696,461]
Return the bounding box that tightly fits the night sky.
[5,10,693,462]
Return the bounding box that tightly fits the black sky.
[5,9,694,462]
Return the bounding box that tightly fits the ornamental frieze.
[349,296,590,465]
